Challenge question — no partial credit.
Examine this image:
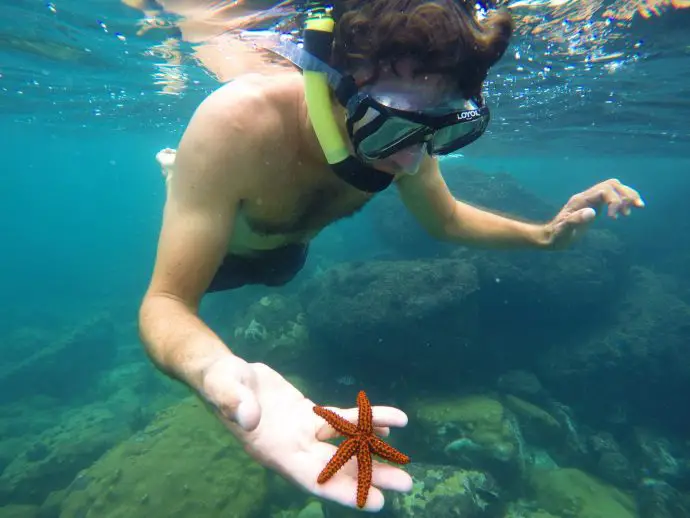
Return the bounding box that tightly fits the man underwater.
[138,0,644,511]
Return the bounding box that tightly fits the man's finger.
[320,406,408,428]
[567,207,597,226]
[580,188,609,208]
[315,406,408,441]
[371,462,414,492]
[616,185,645,208]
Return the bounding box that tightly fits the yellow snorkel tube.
[300,5,394,193]
[302,10,350,166]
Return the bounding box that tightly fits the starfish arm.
[356,444,373,508]
[369,435,411,465]
[314,406,359,437]
[314,406,357,437]
[317,437,359,484]
[357,390,374,435]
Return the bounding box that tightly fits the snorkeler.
[138,0,645,512]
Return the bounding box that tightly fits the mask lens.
[357,118,425,159]
[350,93,490,160]
[430,113,489,154]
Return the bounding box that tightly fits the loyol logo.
[458,110,480,120]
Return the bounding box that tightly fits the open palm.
[217,362,413,512]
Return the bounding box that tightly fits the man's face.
[351,59,456,175]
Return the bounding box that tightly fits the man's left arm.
[396,157,644,250]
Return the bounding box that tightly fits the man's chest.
[240,178,374,237]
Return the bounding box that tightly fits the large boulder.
[409,395,524,488]
[0,314,116,404]
[0,404,128,506]
[450,227,626,363]
[537,267,690,431]
[58,397,268,518]
[528,467,638,518]
[299,259,481,387]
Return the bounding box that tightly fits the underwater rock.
[538,267,690,432]
[636,478,690,518]
[58,397,268,518]
[504,501,560,518]
[528,466,638,518]
[0,505,40,518]
[451,227,625,346]
[0,314,116,404]
[633,428,689,486]
[299,259,481,387]
[497,370,544,399]
[229,294,313,373]
[410,395,524,489]
[0,404,127,506]
[502,395,562,448]
[587,431,636,489]
[388,463,502,518]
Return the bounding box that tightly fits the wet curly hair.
[331,0,514,99]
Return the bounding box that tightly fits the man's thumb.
[202,358,262,432]
[231,382,261,431]
[558,207,596,236]
[569,207,597,226]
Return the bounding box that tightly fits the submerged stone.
[59,397,268,518]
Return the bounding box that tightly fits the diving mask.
[264,32,490,192]
[346,89,490,162]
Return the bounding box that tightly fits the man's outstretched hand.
[544,178,645,249]
[200,356,413,512]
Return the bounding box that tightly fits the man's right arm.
[138,87,257,394]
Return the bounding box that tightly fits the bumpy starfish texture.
[313,390,410,508]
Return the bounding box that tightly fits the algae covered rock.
[389,463,501,517]
[636,477,690,518]
[59,397,268,518]
[299,259,480,386]
[538,267,690,430]
[502,395,562,445]
[0,505,39,518]
[0,404,127,505]
[497,370,544,399]
[0,314,116,404]
[412,395,523,485]
[528,467,637,518]
[504,501,561,518]
[229,294,311,372]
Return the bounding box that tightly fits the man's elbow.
[435,204,462,242]
[138,292,158,345]
[138,291,174,342]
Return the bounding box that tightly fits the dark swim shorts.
[206,243,309,293]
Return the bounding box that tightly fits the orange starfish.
[313,390,410,508]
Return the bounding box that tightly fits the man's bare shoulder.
[196,73,304,135]
[173,72,305,192]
